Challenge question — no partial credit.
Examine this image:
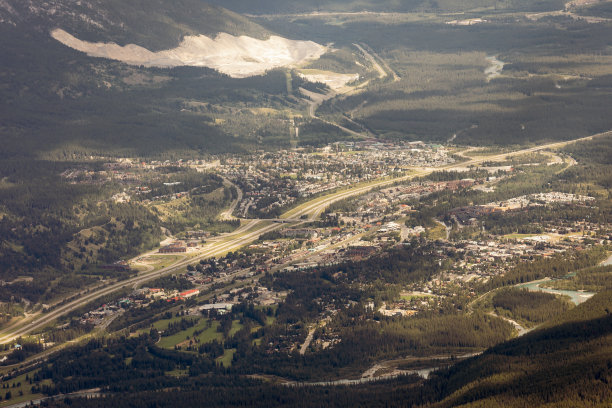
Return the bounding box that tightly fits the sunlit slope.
[51,29,325,78]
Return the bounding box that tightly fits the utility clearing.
[51,28,326,78]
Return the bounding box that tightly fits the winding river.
[484,55,505,82]
[516,278,594,305]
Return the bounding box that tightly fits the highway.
[0,131,607,344]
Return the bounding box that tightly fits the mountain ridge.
[0,0,274,51]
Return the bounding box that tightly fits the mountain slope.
[0,0,319,159]
[426,290,612,407]
[204,0,565,14]
[0,0,272,50]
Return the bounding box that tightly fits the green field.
[400,293,433,302]
[0,371,51,407]
[152,315,185,331]
[504,233,540,240]
[216,348,236,367]
[426,223,447,240]
[164,369,189,378]
[155,318,246,350]
[157,319,222,349]
[228,320,243,337]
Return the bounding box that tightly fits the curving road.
[218,176,243,221]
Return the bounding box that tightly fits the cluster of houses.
[486,192,596,210]
[158,240,200,253]
[449,192,598,226]
[215,141,455,218]
[146,287,201,302]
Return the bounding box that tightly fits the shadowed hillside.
[0,0,272,50]
[205,0,565,14]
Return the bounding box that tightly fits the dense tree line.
[163,318,198,338]
[482,246,607,291]
[149,275,195,292]
[544,265,612,293]
[492,288,571,325]
[0,159,163,302]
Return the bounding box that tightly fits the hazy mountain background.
[204,0,565,14]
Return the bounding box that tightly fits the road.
[353,43,387,80]
[601,252,612,266]
[0,131,608,344]
[218,177,243,220]
[3,388,102,408]
[357,43,400,82]
[488,311,530,337]
[435,219,451,240]
[299,326,317,355]
[300,87,366,138]
[298,43,393,139]
[0,219,280,344]
[296,42,399,139]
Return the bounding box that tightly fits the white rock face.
[51,28,327,78]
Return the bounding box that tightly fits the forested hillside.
[27,291,612,407]
[428,290,612,407]
[0,0,271,50]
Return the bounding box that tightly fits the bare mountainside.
[51,28,326,78]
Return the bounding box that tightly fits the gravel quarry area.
[51,28,326,78]
[298,70,359,90]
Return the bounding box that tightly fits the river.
[287,368,437,387]
[285,352,482,387]
[601,253,612,266]
[516,278,594,305]
[484,56,505,82]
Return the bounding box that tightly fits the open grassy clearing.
[504,233,540,239]
[426,223,447,240]
[164,369,189,378]
[152,315,186,331]
[216,348,236,367]
[156,319,245,350]
[141,255,186,271]
[0,371,52,407]
[157,319,221,349]
[140,255,184,266]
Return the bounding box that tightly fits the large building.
[159,242,187,253]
